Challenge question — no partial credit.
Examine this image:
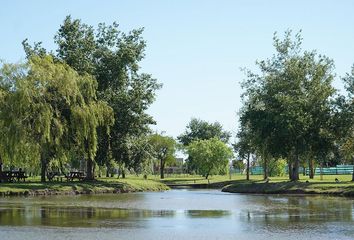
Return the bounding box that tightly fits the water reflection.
[0,206,176,227]
[186,210,230,218]
[0,190,354,240]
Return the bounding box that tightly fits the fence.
[247,165,354,175]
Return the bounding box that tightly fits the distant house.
[163,157,186,174]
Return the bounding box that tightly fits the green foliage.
[0,55,113,181]
[268,158,287,177]
[338,66,354,160]
[234,122,254,160]
[52,16,161,171]
[187,138,233,179]
[21,16,160,177]
[239,30,336,181]
[178,118,231,146]
[149,134,176,178]
[232,160,245,171]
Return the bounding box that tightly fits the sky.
[1,0,354,141]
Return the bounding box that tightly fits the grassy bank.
[0,176,169,197]
[222,175,354,197]
[159,174,354,196]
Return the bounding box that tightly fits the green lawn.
[2,173,353,197]
[216,174,354,196]
[0,175,169,196]
[159,173,353,184]
[158,173,354,196]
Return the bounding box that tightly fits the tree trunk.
[160,159,165,179]
[291,154,300,181]
[122,169,126,178]
[40,154,47,182]
[352,157,354,182]
[86,158,94,180]
[263,155,268,180]
[288,162,293,180]
[246,152,250,181]
[0,153,3,173]
[309,159,314,179]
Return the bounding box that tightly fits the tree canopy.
[149,133,176,179]
[0,55,113,181]
[187,138,233,179]
[21,15,161,178]
[178,118,231,146]
[238,30,336,181]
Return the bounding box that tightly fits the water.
[0,189,354,240]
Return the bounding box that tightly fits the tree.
[239,30,336,181]
[149,134,176,179]
[54,16,161,174]
[178,118,231,146]
[231,159,245,172]
[234,119,254,180]
[0,55,113,181]
[178,118,231,173]
[187,138,233,179]
[23,16,161,177]
[0,62,37,173]
[338,65,354,181]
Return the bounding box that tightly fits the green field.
[1,173,354,197]
[158,173,354,196]
[159,173,353,184]
[0,175,169,196]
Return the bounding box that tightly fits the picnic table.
[0,170,28,183]
[47,172,64,182]
[65,171,86,181]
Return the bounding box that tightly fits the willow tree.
[3,55,113,181]
[25,16,161,176]
[0,61,40,173]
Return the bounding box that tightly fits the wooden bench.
[14,171,28,182]
[47,172,60,181]
[0,171,28,182]
[65,171,86,181]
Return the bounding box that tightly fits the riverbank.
[0,177,169,196]
[160,175,243,188]
[159,174,354,196]
[222,179,354,197]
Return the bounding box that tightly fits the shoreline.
[222,180,354,197]
[0,179,169,197]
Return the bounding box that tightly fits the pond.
[0,189,354,240]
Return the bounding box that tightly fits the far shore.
[0,177,169,197]
[222,180,354,197]
[160,174,354,197]
[2,174,354,197]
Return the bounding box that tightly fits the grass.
[2,173,353,197]
[159,173,353,184]
[0,175,169,196]
[158,173,354,196]
[219,174,354,196]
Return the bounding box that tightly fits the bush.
[268,158,287,177]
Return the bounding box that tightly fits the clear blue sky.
[1,0,354,140]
